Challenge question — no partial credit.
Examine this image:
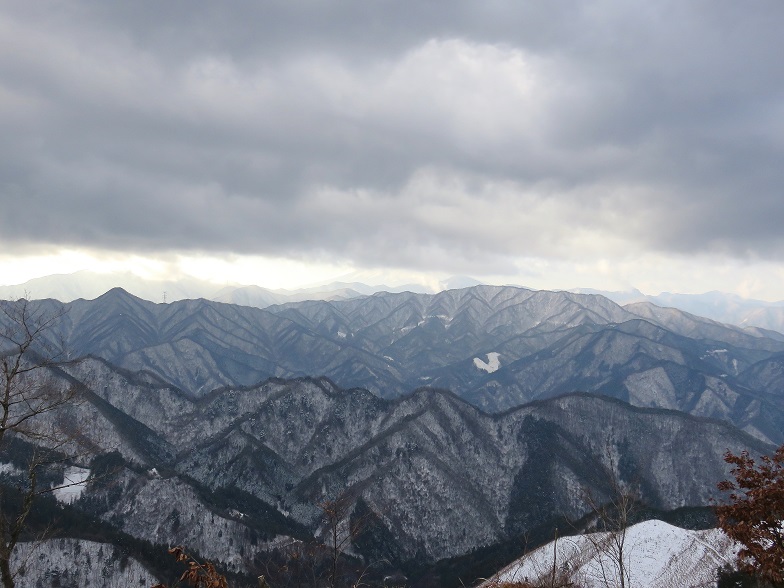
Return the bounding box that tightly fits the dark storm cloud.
[1,0,784,273]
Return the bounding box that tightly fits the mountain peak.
[440,275,484,290]
[96,286,138,301]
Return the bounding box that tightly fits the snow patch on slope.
[483,520,737,588]
[53,466,90,504]
[474,352,501,373]
[0,462,21,476]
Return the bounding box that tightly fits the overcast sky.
[2,1,784,298]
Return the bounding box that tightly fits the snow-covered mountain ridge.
[482,519,737,588]
[12,284,784,443]
[4,271,784,333]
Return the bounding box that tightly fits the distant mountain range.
[0,271,482,306]
[574,287,784,334]
[0,270,226,304]
[4,271,784,333]
[18,285,784,444]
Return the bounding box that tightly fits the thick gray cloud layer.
[2,1,783,275]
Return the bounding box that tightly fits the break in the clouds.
[2,1,784,290]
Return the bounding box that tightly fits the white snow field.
[481,520,738,588]
[474,352,501,373]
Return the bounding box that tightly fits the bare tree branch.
[579,444,638,588]
[0,297,77,588]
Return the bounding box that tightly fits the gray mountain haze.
[16,284,784,444]
[0,271,229,304]
[576,287,784,334]
[6,271,784,333]
[0,271,463,305]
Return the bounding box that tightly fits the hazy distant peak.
[570,286,648,305]
[577,287,784,334]
[98,286,134,299]
[0,271,227,304]
[439,275,484,290]
[6,270,784,334]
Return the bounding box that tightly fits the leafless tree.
[252,492,378,588]
[0,297,78,588]
[318,492,369,588]
[580,447,638,588]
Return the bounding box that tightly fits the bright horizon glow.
[0,249,354,291]
[2,248,784,302]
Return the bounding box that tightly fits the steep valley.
[1,286,782,586]
[9,358,773,584]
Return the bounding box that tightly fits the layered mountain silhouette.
[21,285,784,444]
[4,285,782,584]
[33,362,770,566]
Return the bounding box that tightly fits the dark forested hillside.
[26,360,771,571]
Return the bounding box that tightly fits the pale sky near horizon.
[2,2,784,300]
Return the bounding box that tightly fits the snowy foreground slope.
[481,520,737,588]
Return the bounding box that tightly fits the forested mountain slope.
[25,360,770,568]
[12,285,784,443]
